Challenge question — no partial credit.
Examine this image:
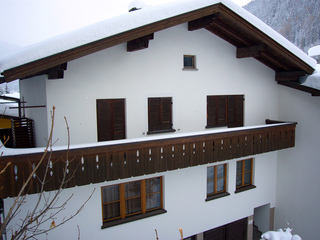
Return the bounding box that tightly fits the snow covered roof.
[0,92,20,118]
[0,0,316,81]
[301,64,320,90]
[308,45,320,57]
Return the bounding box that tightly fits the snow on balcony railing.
[0,120,296,198]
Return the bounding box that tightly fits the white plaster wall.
[19,75,49,147]
[4,152,278,240]
[44,23,278,146]
[276,85,320,239]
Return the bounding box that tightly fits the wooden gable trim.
[216,5,315,75]
[1,3,314,83]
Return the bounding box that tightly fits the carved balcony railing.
[0,120,296,198]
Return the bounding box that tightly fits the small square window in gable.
[183,55,197,70]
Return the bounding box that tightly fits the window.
[207,95,244,128]
[236,158,255,192]
[96,99,126,141]
[183,55,196,69]
[101,177,165,227]
[148,97,175,134]
[206,164,230,200]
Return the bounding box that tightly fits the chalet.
[0,0,319,239]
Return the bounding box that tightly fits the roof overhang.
[0,1,316,84]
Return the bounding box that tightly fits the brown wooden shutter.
[112,99,126,140]
[148,97,173,132]
[97,99,111,141]
[207,96,227,127]
[148,98,161,132]
[227,95,244,127]
[160,97,172,130]
[97,99,125,141]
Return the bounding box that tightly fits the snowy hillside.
[244,0,320,53]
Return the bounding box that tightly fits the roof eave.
[1,2,316,82]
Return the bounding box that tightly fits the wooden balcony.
[0,120,296,199]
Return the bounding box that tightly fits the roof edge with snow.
[0,0,316,82]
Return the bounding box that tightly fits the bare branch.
[1,106,94,240]
[0,162,10,175]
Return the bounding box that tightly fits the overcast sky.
[0,0,252,54]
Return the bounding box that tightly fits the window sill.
[101,209,167,229]
[182,68,198,71]
[205,125,228,129]
[147,129,176,135]
[206,192,230,202]
[235,185,256,194]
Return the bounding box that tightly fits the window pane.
[147,192,161,210]
[244,172,252,185]
[245,159,252,172]
[102,185,119,203]
[217,165,225,178]
[236,161,242,173]
[103,202,120,220]
[236,174,243,187]
[217,178,225,192]
[207,180,214,195]
[146,177,160,194]
[125,181,141,198]
[126,198,141,215]
[184,56,194,68]
[207,166,215,180]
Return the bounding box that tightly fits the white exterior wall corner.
[19,75,49,147]
[276,85,320,239]
[45,23,278,146]
[4,153,278,240]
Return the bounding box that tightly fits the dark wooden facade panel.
[204,218,247,240]
[0,122,296,198]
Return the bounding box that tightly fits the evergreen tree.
[5,83,9,94]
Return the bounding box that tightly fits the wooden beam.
[236,44,267,58]
[48,63,68,79]
[188,13,219,31]
[21,63,68,80]
[276,71,306,82]
[278,81,320,96]
[127,33,154,52]
[259,52,291,71]
[217,5,315,74]
[207,21,252,46]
